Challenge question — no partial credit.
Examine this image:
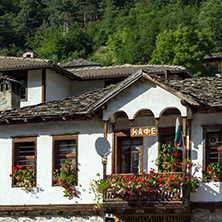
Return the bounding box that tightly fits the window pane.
[121,152,131,173]
[132,139,141,152]
[132,152,140,174]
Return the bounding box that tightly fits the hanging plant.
[10,165,35,192]
[53,161,77,199]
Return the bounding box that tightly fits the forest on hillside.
[0,0,222,76]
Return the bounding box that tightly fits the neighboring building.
[203,52,222,74]
[1,57,222,221]
[60,59,101,69]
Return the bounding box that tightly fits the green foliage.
[36,25,92,63]
[54,161,77,199]
[149,25,214,76]
[156,144,183,172]
[198,0,222,52]
[10,165,35,192]
[204,160,222,182]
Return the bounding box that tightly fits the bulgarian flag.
[174,118,185,151]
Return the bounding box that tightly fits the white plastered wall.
[46,69,71,102]
[190,112,222,202]
[103,80,187,173]
[103,80,187,120]
[0,119,111,205]
[21,70,42,107]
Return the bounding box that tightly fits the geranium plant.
[185,176,199,193]
[204,160,222,181]
[9,165,35,192]
[53,161,77,199]
[156,144,182,172]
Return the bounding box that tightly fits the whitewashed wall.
[103,80,187,120]
[190,112,222,202]
[46,69,71,102]
[21,70,42,107]
[0,119,106,205]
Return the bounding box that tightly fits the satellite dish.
[95,137,111,157]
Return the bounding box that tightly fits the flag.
[174,118,185,151]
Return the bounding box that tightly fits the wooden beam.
[182,117,187,199]
[111,124,115,174]
[104,121,108,139]
[42,69,46,103]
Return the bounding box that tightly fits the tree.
[36,25,92,63]
[149,25,214,76]
[198,0,222,52]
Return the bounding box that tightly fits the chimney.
[22,50,38,58]
[0,76,21,111]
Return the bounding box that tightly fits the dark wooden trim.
[104,121,108,139]
[42,69,46,103]
[52,134,78,186]
[12,136,37,187]
[191,202,222,209]
[111,124,115,173]
[0,204,97,213]
[11,135,39,140]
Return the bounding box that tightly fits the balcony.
[102,173,191,212]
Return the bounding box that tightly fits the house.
[0,57,221,222]
[203,52,222,75]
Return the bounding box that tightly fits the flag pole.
[182,117,187,199]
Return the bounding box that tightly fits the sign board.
[114,214,192,222]
[130,127,158,137]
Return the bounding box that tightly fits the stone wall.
[193,209,222,222]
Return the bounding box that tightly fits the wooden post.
[104,121,108,139]
[111,124,115,174]
[102,157,107,180]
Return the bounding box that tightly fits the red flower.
[172,169,175,172]
[189,163,193,167]
[111,173,113,176]
[9,174,13,177]
[22,174,27,178]
[142,172,145,175]
[136,179,139,183]
[125,175,128,178]
[187,179,191,181]
[12,167,17,171]
[54,179,57,182]
[61,182,64,184]
[28,165,32,169]
[171,152,174,155]
[108,184,111,188]
[18,166,23,169]
[148,175,152,178]
[59,179,62,182]
[68,178,71,180]
[67,190,69,192]
[174,153,178,157]
[169,161,172,164]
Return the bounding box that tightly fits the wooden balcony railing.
[103,173,186,203]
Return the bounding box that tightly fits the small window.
[52,134,78,184]
[12,136,37,185]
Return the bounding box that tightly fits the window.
[114,131,143,174]
[3,71,27,100]
[12,136,37,184]
[203,125,222,173]
[52,134,78,183]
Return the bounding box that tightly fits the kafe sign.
[130,127,158,137]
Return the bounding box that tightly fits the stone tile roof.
[1,74,222,123]
[69,64,189,79]
[0,84,116,122]
[60,59,100,69]
[166,77,222,107]
[0,56,52,70]
[204,52,222,60]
